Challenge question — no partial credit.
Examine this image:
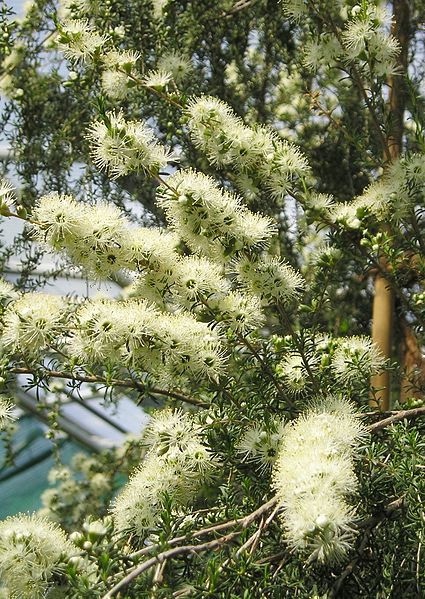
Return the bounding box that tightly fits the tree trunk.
[370,0,410,410]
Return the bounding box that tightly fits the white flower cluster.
[30,192,266,333]
[57,19,108,63]
[186,96,309,200]
[329,155,425,229]
[303,35,342,72]
[157,51,192,84]
[101,49,140,101]
[143,69,172,90]
[2,293,68,355]
[99,46,190,101]
[32,192,131,277]
[0,397,15,430]
[235,255,305,306]
[0,178,16,215]
[272,398,366,563]
[157,169,276,259]
[0,278,19,308]
[237,416,286,470]
[69,298,224,383]
[277,352,319,396]
[112,410,216,538]
[286,3,399,79]
[0,287,225,382]
[87,110,173,178]
[0,514,75,597]
[342,5,400,77]
[32,192,178,279]
[132,252,265,334]
[331,336,386,384]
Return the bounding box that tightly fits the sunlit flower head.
[272,398,366,563]
[331,336,386,384]
[157,51,192,83]
[237,416,286,470]
[87,111,173,178]
[2,294,67,355]
[0,513,74,597]
[57,19,109,63]
[0,178,16,214]
[0,397,16,430]
[235,255,305,306]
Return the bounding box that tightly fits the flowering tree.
[0,0,424,597]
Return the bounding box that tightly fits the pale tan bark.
[370,270,394,409]
[370,0,410,410]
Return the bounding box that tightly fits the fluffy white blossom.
[172,256,229,308]
[186,96,248,167]
[237,416,286,470]
[32,193,132,278]
[331,336,386,383]
[100,50,140,99]
[67,299,133,364]
[68,202,131,277]
[277,352,318,396]
[87,111,173,178]
[2,294,67,355]
[32,192,86,249]
[0,279,19,307]
[67,298,225,383]
[0,397,16,429]
[258,133,310,200]
[303,35,342,72]
[143,69,172,89]
[124,227,179,305]
[209,291,265,333]
[0,178,16,214]
[235,255,305,306]
[0,514,75,597]
[127,226,178,269]
[158,169,276,258]
[342,6,400,76]
[186,98,309,199]
[272,398,366,563]
[142,408,201,455]
[157,51,192,83]
[152,311,225,383]
[57,19,109,63]
[101,69,132,100]
[102,49,140,71]
[112,410,216,538]
[353,155,425,223]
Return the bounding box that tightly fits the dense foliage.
[0,0,424,597]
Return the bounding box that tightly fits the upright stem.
[370,269,393,409]
[370,0,410,410]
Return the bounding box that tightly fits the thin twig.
[130,495,279,559]
[102,531,240,598]
[368,406,425,433]
[10,366,208,408]
[105,496,278,596]
[222,0,255,18]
